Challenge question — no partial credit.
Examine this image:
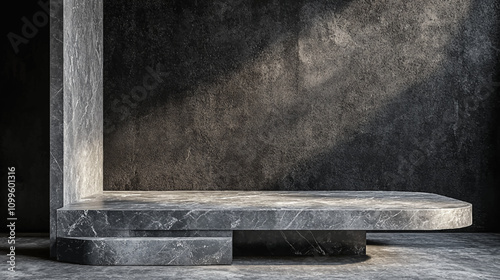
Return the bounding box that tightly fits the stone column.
[50,0,103,258]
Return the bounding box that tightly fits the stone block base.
[57,236,232,265]
[233,230,366,256]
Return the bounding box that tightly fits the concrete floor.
[1,233,499,279]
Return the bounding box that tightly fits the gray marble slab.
[112,230,232,238]
[57,191,472,237]
[57,237,232,265]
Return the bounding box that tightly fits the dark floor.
[1,233,499,279]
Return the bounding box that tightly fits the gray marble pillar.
[49,0,64,259]
[50,0,103,258]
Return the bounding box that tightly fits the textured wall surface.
[63,0,103,205]
[104,0,500,231]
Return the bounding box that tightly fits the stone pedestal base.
[57,236,233,265]
[56,230,365,266]
[233,230,366,256]
[55,191,472,265]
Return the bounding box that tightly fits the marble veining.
[62,0,103,206]
[49,0,64,259]
[57,191,472,236]
[50,0,103,258]
[57,237,233,265]
[63,191,472,210]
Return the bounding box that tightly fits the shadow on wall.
[284,0,500,232]
[103,0,353,186]
[103,0,500,231]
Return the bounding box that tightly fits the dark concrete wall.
[103,0,500,231]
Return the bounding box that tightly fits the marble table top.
[58,191,472,231]
[62,191,471,211]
